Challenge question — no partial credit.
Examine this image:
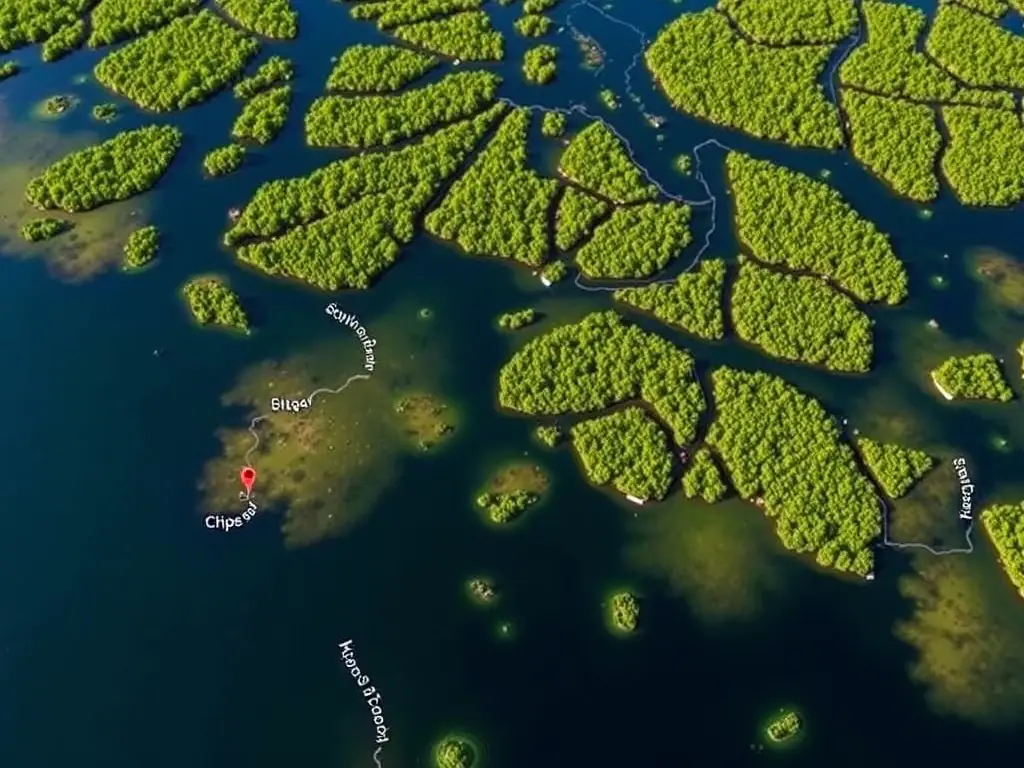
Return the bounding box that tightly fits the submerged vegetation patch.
[393,392,457,450]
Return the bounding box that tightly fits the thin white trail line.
[372,746,383,768]
[878,496,975,556]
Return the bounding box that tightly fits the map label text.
[339,638,390,744]
[271,397,310,413]
[954,457,974,521]
[206,501,258,531]
[325,303,377,371]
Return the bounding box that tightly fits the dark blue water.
[2,1,1024,766]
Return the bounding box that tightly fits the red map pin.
[240,466,257,494]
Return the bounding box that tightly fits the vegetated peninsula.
[216,0,298,40]
[0,0,87,54]
[0,61,19,81]
[325,44,438,93]
[20,217,71,242]
[305,70,500,148]
[498,311,706,445]
[613,258,726,340]
[575,202,692,280]
[982,500,1024,597]
[41,17,85,61]
[25,125,182,212]
[942,106,1024,207]
[94,10,260,112]
[730,256,874,372]
[681,446,728,503]
[181,276,249,331]
[644,9,843,149]
[232,85,291,145]
[558,122,657,204]
[350,0,482,29]
[726,152,907,304]
[234,55,293,99]
[926,1,1024,91]
[87,0,200,48]
[554,187,609,252]
[515,13,551,37]
[719,0,856,45]
[931,353,1013,402]
[203,144,246,177]
[390,11,504,61]
[856,437,933,499]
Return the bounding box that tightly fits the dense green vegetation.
[535,424,563,447]
[203,144,246,176]
[498,311,705,445]
[435,736,476,768]
[719,0,856,45]
[122,225,159,269]
[954,0,1010,15]
[25,125,182,213]
[88,0,198,47]
[540,260,567,284]
[41,18,84,61]
[94,11,260,112]
[932,353,1013,401]
[645,10,843,149]
[91,102,117,122]
[0,60,18,80]
[576,202,691,280]
[839,1,1013,108]
[231,107,505,288]
[217,0,298,39]
[558,122,657,204]
[476,489,537,523]
[0,0,89,54]
[522,0,556,12]
[727,152,907,304]
[856,438,933,499]
[351,0,481,29]
[613,259,726,340]
[541,111,565,137]
[571,407,673,500]
[942,106,1024,207]
[523,43,556,84]
[305,70,499,148]
[982,501,1024,596]
[42,93,73,115]
[498,308,536,330]
[182,276,249,331]
[20,216,70,242]
[234,55,293,99]
[681,446,728,503]
[707,367,880,575]
[326,44,437,93]
[467,577,497,604]
[842,90,940,202]
[598,88,618,110]
[514,13,551,37]
[232,84,290,144]
[391,11,504,61]
[554,187,608,252]
[674,154,692,175]
[425,109,557,267]
[926,1,1024,91]
[731,257,874,372]
[766,711,802,742]
[608,591,640,633]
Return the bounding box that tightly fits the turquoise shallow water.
[2,1,1024,766]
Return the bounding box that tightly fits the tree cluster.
[942,105,1024,207]
[122,224,159,269]
[514,13,551,37]
[497,308,536,330]
[498,310,705,445]
[856,437,933,499]
[20,216,70,242]
[476,489,538,523]
[608,591,639,632]
[234,55,293,99]
[305,70,500,148]
[982,500,1024,596]
[766,711,801,742]
[541,110,565,137]
[425,109,557,267]
[558,122,657,204]
[726,151,907,304]
[644,9,843,149]
[839,1,1011,108]
[25,124,182,212]
[534,424,563,447]
[554,186,608,251]
[926,1,1024,91]
[325,44,437,93]
[232,84,290,144]
[93,11,260,112]
[954,0,1011,16]
[0,60,18,80]
[351,0,481,30]
[42,18,84,61]
[576,202,692,279]
[523,43,556,84]
[707,367,881,576]
[598,88,618,110]
[181,276,249,330]
[571,406,673,500]
[718,0,856,45]
[391,11,504,61]
[842,89,940,202]
[540,260,568,283]
[681,446,728,503]
[522,0,557,12]
[88,0,198,48]
[435,736,476,768]
[614,258,726,340]
[932,353,1013,401]
[91,102,118,122]
[203,144,246,176]
[216,0,297,40]
[731,256,874,372]
[673,154,692,175]
[0,0,88,54]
